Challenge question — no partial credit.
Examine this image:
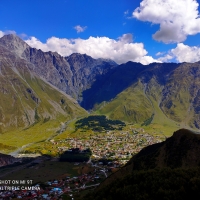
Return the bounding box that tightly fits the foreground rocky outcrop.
[0,153,16,167]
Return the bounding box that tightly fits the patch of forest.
[60,148,92,162]
[75,115,125,131]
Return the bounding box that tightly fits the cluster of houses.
[0,160,115,199]
[48,129,164,165]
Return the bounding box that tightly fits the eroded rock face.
[0,34,29,58]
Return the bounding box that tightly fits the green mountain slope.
[160,63,200,128]
[0,42,87,152]
[94,62,200,134]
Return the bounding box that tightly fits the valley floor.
[0,125,166,199]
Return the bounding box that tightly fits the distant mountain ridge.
[0,34,117,101]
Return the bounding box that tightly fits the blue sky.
[0,0,200,64]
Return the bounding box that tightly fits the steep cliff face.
[66,53,117,100]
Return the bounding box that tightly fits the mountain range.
[92,61,200,133]
[0,34,117,101]
[0,34,200,149]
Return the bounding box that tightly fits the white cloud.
[171,43,200,62]
[0,31,4,38]
[118,33,133,43]
[0,30,16,38]
[124,10,129,15]
[25,34,160,65]
[157,54,174,62]
[155,43,200,63]
[5,30,16,35]
[19,33,28,39]
[133,0,200,43]
[135,56,161,65]
[156,52,164,56]
[74,25,87,33]
[156,51,174,62]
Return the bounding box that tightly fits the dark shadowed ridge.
[85,129,200,200]
[107,128,200,180]
[81,61,180,110]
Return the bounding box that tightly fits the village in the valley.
[52,129,164,164]
[0,127,165,199]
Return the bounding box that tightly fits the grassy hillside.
[160,63,200,129]
[94,62,200,135]
[0,49,87,153]
[96,78,179,136]
[96,81,153,123]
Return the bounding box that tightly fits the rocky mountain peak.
[0,34,30,58]
[66,53,94,65]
